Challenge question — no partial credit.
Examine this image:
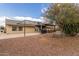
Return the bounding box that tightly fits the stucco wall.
[5,25,37,34]
[5,25,12,33]
[25,26,36,33]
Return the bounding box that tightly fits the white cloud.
[25,17,33,20]
[13,16,43,22]
[40,17,49,23]
[13,16,25,20]
[41,7,48,13]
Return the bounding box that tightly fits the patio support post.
[24,20,25,37]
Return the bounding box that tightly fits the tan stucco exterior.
[25,26,36,33]
[4,19,40,34]
[5,25,37,34]
[4,19,58,34]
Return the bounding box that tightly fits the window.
[12,26,17,31]
[18,26,23,31]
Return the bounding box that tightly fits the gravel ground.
[0,33,79,56]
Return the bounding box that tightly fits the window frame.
[12,26,17,31]
[18,26,23,31]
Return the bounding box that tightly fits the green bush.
[62,23,78,36]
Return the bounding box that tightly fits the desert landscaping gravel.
[0,33,79,56]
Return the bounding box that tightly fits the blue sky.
[0,3,49,18]
[0,3,49,26]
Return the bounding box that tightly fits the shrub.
[62,23,78,36]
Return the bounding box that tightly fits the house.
[4,19,41,34]
[0,18,59,34]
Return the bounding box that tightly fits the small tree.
[44,3,79,36]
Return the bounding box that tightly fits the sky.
[0,3,49,26]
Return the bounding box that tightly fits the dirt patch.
[39,37,50,45]
[0,33,79,56]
